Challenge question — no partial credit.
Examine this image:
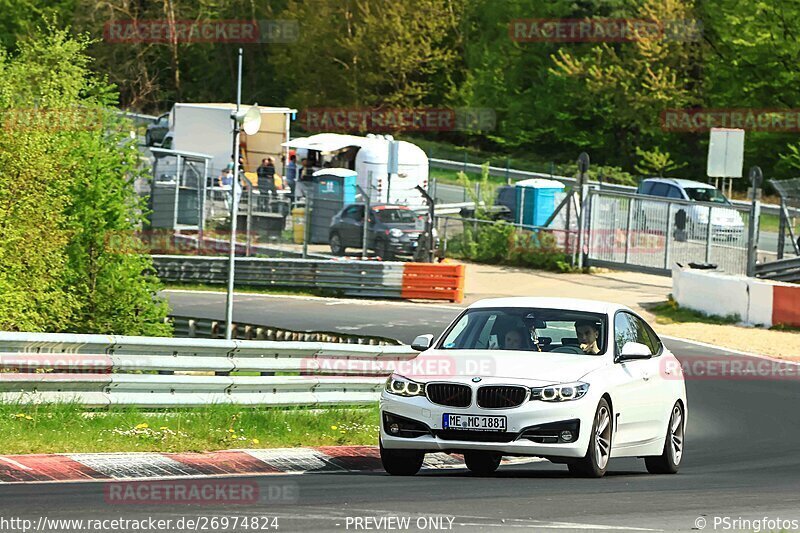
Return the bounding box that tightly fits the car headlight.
[530,382,589,402]
[389,228,404,238]
[385,375,425,397]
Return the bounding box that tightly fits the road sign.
[707,128,744,178]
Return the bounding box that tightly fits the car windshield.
[438,307,607,355]
[375,208,418,224]
[684,187,728,204]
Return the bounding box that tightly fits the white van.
[284,133,429,207]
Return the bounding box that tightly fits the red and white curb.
[0,447,541,483]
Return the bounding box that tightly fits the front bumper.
[380,391,597,459]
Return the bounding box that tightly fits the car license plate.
[442,414,507,431]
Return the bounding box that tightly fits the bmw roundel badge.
[472,377,482,383]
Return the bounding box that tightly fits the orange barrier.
[772,285,800,328]
[401,263,465,303]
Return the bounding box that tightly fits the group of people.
[216,151,319,206]
[501,320,601,355]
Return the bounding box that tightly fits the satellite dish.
[231,105,262,136]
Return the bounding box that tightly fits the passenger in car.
[574,320,601,355]
[503,329,524,350]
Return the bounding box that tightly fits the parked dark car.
[459,185,514,221]
[145,113,170,147]
[329,204,426,259]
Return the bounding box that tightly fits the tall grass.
[0,402,379,454]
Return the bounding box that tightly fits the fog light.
[560,430,574,442]
[389,423,401,434]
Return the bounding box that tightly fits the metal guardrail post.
[303,195,311,259]
[246,185,253,257]
[624,197,634,264]
[747,167,763,277]
[356,185,370,259]
[664,202,673,270]
[778,198,787,260]
[704,204,713,264]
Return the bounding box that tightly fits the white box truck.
[283,133,429,207]
[166,103,296,176]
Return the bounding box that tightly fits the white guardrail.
[0,333,418,408]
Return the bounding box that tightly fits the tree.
[634,146,687,177]
[0,26,170,335]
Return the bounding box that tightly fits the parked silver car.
[636,178,745,241]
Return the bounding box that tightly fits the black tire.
[376,239,393,260]
[145,132,152,147]
[645,402,684,475]
[568,398,612,478]
[329,232,345,256]
[380,441,424,476]
[464,451,502,476]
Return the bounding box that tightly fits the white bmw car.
[380,297,687,478]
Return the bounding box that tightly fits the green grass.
[647,298,740,326]
[0,402,380,454]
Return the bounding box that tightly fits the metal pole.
[303,194,311,259]
[747,166,763,276]
[224,48,243,340]
[624,197,634,264]
[246,184,253,257]
[778,198,787,260]
[704,204,713,264]
[577,152,590,269]
[664,202,673,269]
[356,185,370,259]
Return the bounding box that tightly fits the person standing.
[257,158,276,195]
[286,154,298,198]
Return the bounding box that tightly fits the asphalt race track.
[1,292,798,532]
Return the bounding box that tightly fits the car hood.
[400,349,608,385]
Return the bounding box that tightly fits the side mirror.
[617,342,652,362]
[411,334,434,352]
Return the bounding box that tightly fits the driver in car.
[574,320,601,355]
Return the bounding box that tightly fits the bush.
[447,220,574,272]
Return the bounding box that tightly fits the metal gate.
[585,190,751,275]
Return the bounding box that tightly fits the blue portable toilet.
[309,168,358,243]
[514,178,566,228]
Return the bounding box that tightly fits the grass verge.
[0,403,379,455]
[647,298,740,326]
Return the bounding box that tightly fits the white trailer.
[168,103,296,176]
[283,133,429,207]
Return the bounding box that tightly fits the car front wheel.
[329,232,345,256]
[645,402,684,474]
[380,441,424,476]
[464,451,501,476]
[568,398,612,478]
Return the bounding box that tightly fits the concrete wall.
[672,266,800,328]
